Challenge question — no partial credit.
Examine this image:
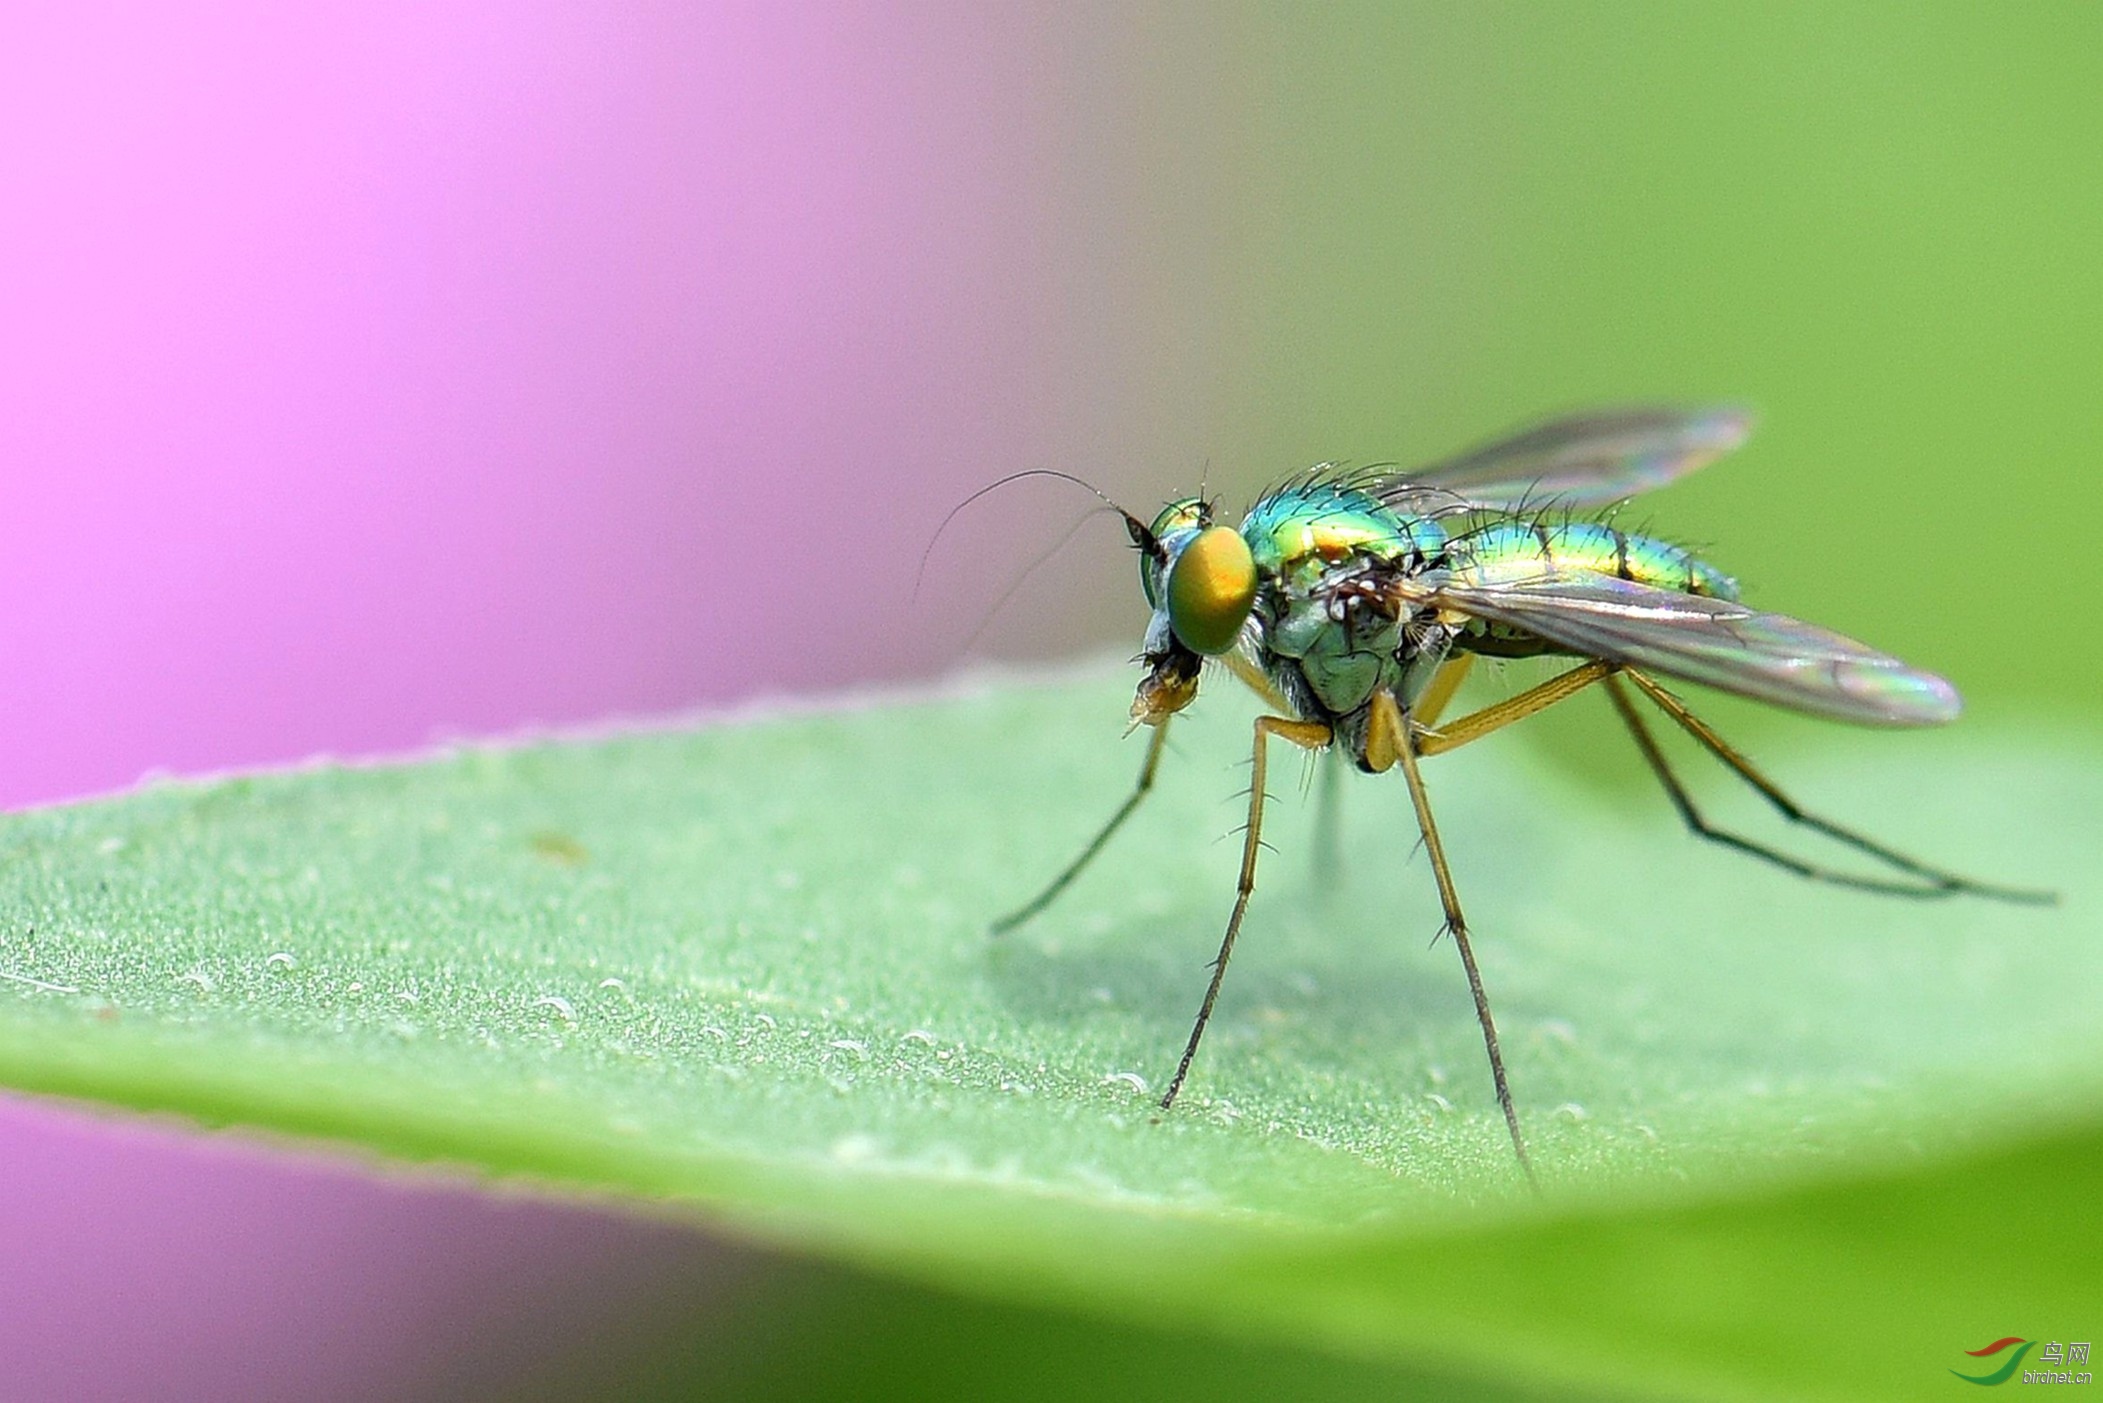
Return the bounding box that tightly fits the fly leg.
[1160,714,1333,1109]
[1361,659,1611,1178]
[1314,656,1481,897]
[992,719,1173,935]
[1611,670,2055,905]
[1367,689,1534,1183]
[1409,658,1614,757]
[1226,646,1352,901]
[1411,653,1476,732]
[1308,651,1476,892]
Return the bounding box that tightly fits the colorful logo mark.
[1953,1338,2034,1386]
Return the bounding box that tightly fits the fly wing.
[1425,565,1959,725]
[1383,406,1752,514]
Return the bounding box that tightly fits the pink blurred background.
[0,6,1257,1397]
[0,4,1218,811]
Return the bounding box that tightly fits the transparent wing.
[1425,565,1958,725]
[1383,406,1752,513]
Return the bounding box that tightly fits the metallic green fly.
[993,406,2051,1179]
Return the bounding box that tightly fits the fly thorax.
[1265,563,1409,717]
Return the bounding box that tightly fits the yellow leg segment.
[1220,648,1294,713]
[1371,687,1534,1181]
[1411,653,1475,731]
[1411,659,1615,758]
[1160,713,1332,1109]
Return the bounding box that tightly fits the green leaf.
[1,671,2095,1401]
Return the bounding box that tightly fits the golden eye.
[1166,526,1257,655]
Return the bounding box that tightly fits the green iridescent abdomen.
[1451,519,1737,598]
[1446,518,1737,659]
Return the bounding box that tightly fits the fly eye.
[1166,526,1257,655]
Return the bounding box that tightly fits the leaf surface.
[0,672,2094,1401]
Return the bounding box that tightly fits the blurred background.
[0,3,2095,1398]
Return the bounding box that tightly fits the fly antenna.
[913,468,1147,608]
[955,503,1117,653]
